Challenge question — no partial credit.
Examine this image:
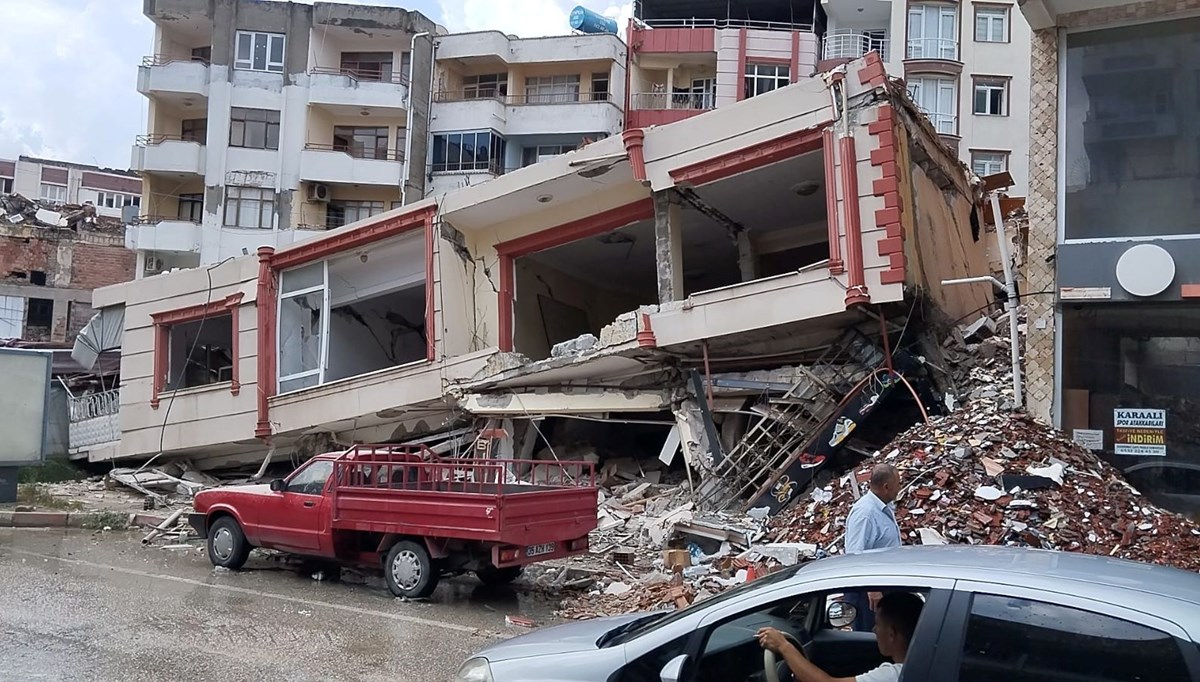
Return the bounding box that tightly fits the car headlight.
[455,657,494,682]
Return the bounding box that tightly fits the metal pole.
[989,192,1024,410]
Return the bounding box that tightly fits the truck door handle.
[303,501,316,508]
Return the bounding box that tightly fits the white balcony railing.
[822,32,889,61]
[906,38,959,61]
[68,388,120,451]
[630,92,715,111]
[921,112,957,135]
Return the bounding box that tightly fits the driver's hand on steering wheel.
[757,627,799,656]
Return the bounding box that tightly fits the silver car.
[455,545,1200,682]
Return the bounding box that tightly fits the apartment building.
[821,0,1032,196]
[1,156,142,220]
[1016,0,1200,514]
[130,0,438,277]
[428,32,627,195]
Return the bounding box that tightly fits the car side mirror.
[660,654,690,682]
[269,479,286,493]
[828,600,857,629]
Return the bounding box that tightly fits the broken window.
[234,30,284,73]
[743,64,789,99]
[525,75,580,104]
[973,77,1008,116]
[164,314,234,390]
[223,186,274,229]
[40,183,67,204]
[332,126,390,160]
[279,262,325,393]
[30,271,46,286]
[340,51,394,81]
[26,298,53,329]
[229,107,280,150]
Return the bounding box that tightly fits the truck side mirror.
[270,479,286,493]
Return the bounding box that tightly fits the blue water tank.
[570,5,618,34]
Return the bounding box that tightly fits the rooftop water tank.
[570,5,618,34]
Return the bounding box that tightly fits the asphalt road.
[0,529,562,682]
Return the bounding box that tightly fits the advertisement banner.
[1113,408,1166,457]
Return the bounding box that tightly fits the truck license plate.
[526,543,555,557]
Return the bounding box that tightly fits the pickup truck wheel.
[475,564,523,587]
[385,541,439,599]
[208,516,251,570]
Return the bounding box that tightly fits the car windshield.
[601,562,807,647]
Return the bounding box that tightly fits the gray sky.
[0,0,630,170]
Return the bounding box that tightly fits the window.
[431,131,507,173]
[975,6,1009,43]
[229,107,280,150]
[0,178,11,194]
[286,460,334,495]
[0,296,22,338]
[165,314,235,390]
[40,184,67,203]
[191,46,211,63]
[522,144,574,167]
[332,126,390,160]
[178,193,203,222]
[908,75,958,134]
[400,51,412,81]
[278,263,325,393]
[959,594,1192,681]
[744,63,790,99]
[181,118,207,145]
[27,298,53,328]
[327,200,385,229]
[908,3,958,59]
[463,73,507,100]
[340,51,394,81]
[95,191,141,209]
[525,75,581,104]
[973,77,1008,115]
[234,30,284,73]
[591,71,610,101]
[971,151,1008,177]
[223,186,274,229]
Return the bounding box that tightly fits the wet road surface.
[0,529,563,681]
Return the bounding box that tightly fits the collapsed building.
[85,54,995,512]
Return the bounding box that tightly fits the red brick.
[870,146,895,166]
[884,192,903,209]
[875,207,901,226]
[877,237,903,256]
[880,269,906,285]
[867,120,892,135]
[886,223,903,239]
[874,129,896,150]
[875,104,894,123]
[872,176,899,196]
[888,252,907,269]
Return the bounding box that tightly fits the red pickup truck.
[188,445,597,598]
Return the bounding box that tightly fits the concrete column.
[666,67,675,104]
[737,231,758,282]
[653,190,684,304]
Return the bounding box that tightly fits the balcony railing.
[641,17,813,31]
[141,54,209,67]
[906,38,959,61]
[136,134,205,146]
[309,65,409,86]
[435,91,614,105]
[68,388,120,451]
[918,112,957,135]
[303,142,404,162]
[630,92,715,111]
[822,32,889,61]
[431,159,507,176]
[132,214,201,226]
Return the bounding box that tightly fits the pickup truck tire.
[208,516,251,570]
[475,564,523,587]
[384,541,439,599]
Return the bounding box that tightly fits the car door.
[931,581,1200,681]
[258,460,334,554]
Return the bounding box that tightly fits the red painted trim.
[747,56,791,65]
[822,129,844,275]
[625,19,635,129]
[637,313,657,348]
[856,51,888,88]
[790,31,801,83]
[670,127,825,187]
[149,292,245,409]
[255,246,276,438]
[622,128,647,184]
[864,103,906,285]
[271,204,437,270]
[498,254,515,353]
[736,28,748,101]
[839,135,870,307]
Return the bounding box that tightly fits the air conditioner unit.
[308,183,331,202]
[144,256,165,275]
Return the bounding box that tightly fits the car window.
[695,592,815,682]
[958,594,1192,681]
[287,460,334,495]
[612,633,690,682]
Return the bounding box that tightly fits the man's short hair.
[870,463,898,488]
[875,592,924,642]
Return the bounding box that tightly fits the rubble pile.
[939,309,1024,410]
[768,401,1200,572]
[0,193,119,232]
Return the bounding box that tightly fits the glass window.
[973,78,1008,115]
[463,73,508,100]
[234,30,284,72]
[278,290,324,385]
[525,74,581,104]
[181,118,207,145]
[178,193,203,222]
[591,71,610,101]
[1064,18,1200,239]
[326,200,385,229]
[332,126,390,159]
[959,594,1192,681]
[286,460,334,495]
[522,144,574,167]
[431,131,505,173]
[975,6,1009,43]
[0,178,11,194]
[744,63,790,99]
[223,186,274,229]
[340,51,393,81]
[40,184,67,203]
[229,108,280,150]
[95,191,141,209]
[971,151,1008,177]
[907,76,958,134]
[400,51,412,82]
[908,3,959,59]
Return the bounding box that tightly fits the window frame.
[223,185,275,230]
[331,126,390,160]
[229,107,281,150]
[972,76,1010,116]
[178,193,204,222]
[40,183,67,204]
[339,51,394,82]
[430,130,507,174]
[234,30,285,73]
[0,178,12,194]
[95,191,141,210]
[974,5,1010,43]
[907,3,959,60]
[326,199,386,229]
[971,150,1009,177]
[285,459,335,495]
[462,73,508,100]
[26,297,54,328]
[181,118,207,145]
[591,71,610,101]
[907,75,959,134]
[149,293,244,408]
[743,63,791,99]
[524,74,581,104]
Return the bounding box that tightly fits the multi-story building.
[1,156,142,220]
[427,31,627,195]
[130,0,439,276]
[1016,0,1200,515]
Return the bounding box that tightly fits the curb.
[0,511,167,529]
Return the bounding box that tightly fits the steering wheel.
[763,631,806,682]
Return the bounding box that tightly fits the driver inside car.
[756,592,924,682]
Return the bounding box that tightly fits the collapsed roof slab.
[460,389,677,416]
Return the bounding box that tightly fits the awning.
[71,306,125,370]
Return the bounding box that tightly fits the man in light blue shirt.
[843,463,902,631]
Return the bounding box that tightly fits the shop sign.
[1113,408,1167,457]
[1072,429,1104,451]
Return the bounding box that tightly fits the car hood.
[195,484,274,509]
[475,614,642,662]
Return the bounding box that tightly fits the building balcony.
[904,39,962,75]
[68,388,120,453]
[137,55,209,98]
[131,136,206,176]
[822,32,889,62]
[299,144,405,186]
[505,95,624,136]
[430,93,507,132]
[627,92,713,128]
[126,216,202,254]
[308,67,409,113]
